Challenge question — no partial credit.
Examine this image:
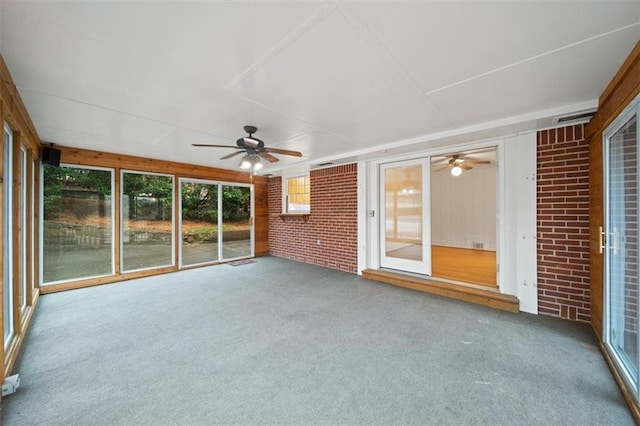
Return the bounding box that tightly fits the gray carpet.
[0,256,633,425]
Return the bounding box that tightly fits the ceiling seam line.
[424,21,640,96]
[332,1,457,128]
[223,3,336,92]
[17,86,236,142]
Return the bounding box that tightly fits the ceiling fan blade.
[192,144,242,149]
[220,151,245,160]
[258,151,280,163]
[465,160,491,165]
[263,147,303,157]
[460,163,473,170]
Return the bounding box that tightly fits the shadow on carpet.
[227,259,256,267]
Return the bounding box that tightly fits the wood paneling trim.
[598,41,640,118]
[0,54,42,391]
[0,55,40,156]
[39,266,178,294]
[57,146,268,185]
[586,40,640,139]
[3,291,39,379]
[362,269,519,313]
[585,39,640,418]
[587,41,640,341]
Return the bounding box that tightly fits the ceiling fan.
[192,126,302,172]
[435,154,491,176]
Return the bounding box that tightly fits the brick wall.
[537,124,590,322]
[269,164,358,273]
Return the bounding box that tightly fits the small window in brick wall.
[284,175,310,213]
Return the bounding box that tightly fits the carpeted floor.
[1,256,633,425]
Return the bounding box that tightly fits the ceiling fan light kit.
[240,154,263,173]
[450,166,463,177]
[192,125,303,175]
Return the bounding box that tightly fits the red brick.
[269,164,358,274]
[537,124,590,323]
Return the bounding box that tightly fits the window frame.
[120,169,175,273]
[282,173,311,214]
[3,123,14,349]
[40,163,116,285]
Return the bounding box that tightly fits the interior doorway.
[430,147,498,288]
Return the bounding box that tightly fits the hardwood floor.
[431,245,497,288]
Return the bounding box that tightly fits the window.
[41,165,114,284]
[4,123,13,348]
[284,175,310,213]
[122,171,174,271]
[180,180,219,266]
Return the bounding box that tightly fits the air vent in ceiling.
[552,109,596,125]
[314,161,335,167]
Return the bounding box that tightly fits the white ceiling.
[1,1,638,175]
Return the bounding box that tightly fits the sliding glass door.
[379,158,431,275]
[121,171,174,272]
[221,185,252,260]
[604,94,640,397]
[180,179,253,267]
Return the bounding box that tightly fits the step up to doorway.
[362,269,519,313]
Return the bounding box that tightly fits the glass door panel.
[122,172,174,272]
[605,107,639,391]
[180,181,219,266]
[221,185,252,260]
[380,159,431,275]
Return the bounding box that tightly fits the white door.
[379,158,431,275]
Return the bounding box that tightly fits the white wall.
[501,133,537,313]
[431,164,497,250]
[359,133,538,314]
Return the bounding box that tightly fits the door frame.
[359,133,538,313]
[602,92,640,397]
[178,177,254,268]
